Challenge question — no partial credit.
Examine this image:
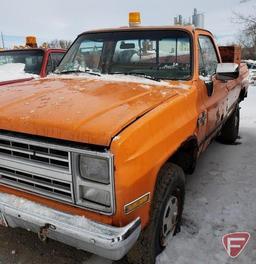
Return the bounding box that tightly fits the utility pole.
[1,32,5,49]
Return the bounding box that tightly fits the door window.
[198,36,219,77]
[51,53,65,66]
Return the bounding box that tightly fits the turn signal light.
[124,192,150,214]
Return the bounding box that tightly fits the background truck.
[0,13,249,264]
[0,37,65,86]
[242,59,256,84]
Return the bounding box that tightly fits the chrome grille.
[0,167,72,202]
[0,138,70,171]
[0,134,73,203]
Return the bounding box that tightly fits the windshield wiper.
[57,69,83,74]
[57,69,101,77]
[111,72,160,82]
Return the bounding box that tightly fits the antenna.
[1,32,5,49]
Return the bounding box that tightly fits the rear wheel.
[126,163,185,264]
[218,106,240,144]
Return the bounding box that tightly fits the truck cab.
[0,47,65,86]
[0,13,249,264]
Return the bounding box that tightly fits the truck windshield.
[57,30,192,80]
[0,50,44,75]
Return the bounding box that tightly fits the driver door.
[198,35,228,138]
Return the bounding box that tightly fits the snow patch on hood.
[48,73,171,87]
[0,63,38,82]
[169,83,191,90]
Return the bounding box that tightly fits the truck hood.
[0,76,178,146]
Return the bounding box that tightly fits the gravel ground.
[0,86,255,264]
[0,226,92,264]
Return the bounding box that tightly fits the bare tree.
[232,9,256,59]
[48,39,72,49]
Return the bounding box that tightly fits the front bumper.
[0,192,141,260]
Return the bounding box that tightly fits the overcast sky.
[0,0,254,47]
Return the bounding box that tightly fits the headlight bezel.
[72,151,115,215]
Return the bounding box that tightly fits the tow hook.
[38,223,56,242]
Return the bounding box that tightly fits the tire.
[126,163,185,264]
[218,106,240,144]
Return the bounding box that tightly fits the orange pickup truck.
[0,14,249,264]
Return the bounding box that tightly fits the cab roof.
[79,25,212,36]
[0,48,66,53]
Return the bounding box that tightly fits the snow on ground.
[243,59,256,65]
[0,63,38,82]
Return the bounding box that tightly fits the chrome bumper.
[0,192,141,260]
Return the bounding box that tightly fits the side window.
[51,53,65,66]
[198,36,219,77]
[47,53,65,74]
[46,55,53,74]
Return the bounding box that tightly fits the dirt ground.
[0,227,92,264]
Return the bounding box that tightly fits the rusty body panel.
[0,26,249,235]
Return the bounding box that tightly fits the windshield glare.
[0,50,44,75]
[57,30,192,80]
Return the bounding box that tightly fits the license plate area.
[0,211,8,227]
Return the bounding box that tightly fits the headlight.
[73,152,115,215]
[79,155,110,184]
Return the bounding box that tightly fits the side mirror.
[216,63,239,81]
[199,75,214,97]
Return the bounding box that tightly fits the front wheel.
[126,163,185,264]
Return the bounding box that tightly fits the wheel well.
[168,137,198,174]
[239,88,247,102]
